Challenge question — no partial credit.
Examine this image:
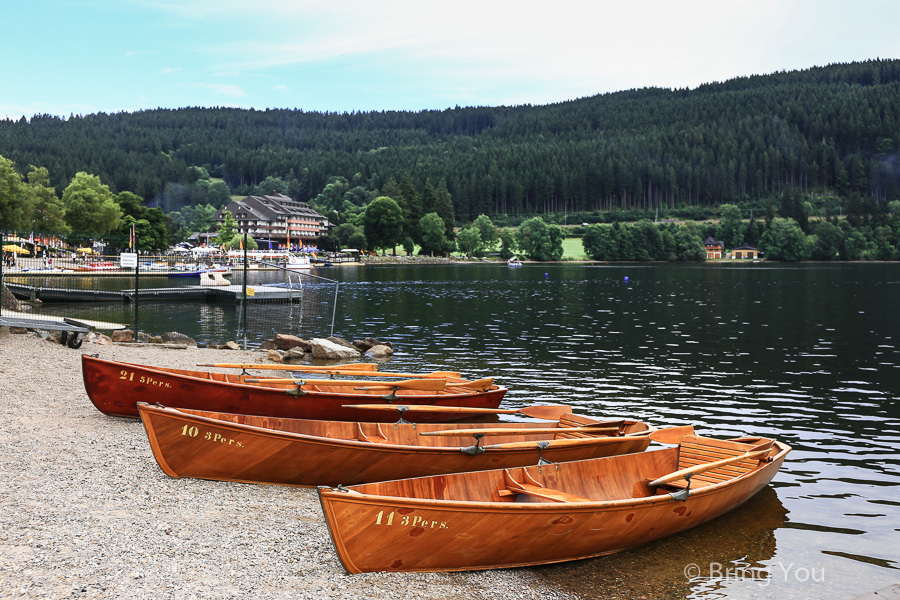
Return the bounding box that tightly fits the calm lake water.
[24,262,900,598]
[328,262,900,599]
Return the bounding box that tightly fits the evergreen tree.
[398,174,423,244]
[434,178,456,239]
[215,211,238,246]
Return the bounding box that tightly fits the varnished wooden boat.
[318,434,790,573]
[137,402,656,486]
[81,355,507,422]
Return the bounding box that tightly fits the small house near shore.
[732,246,758,260]
[703,237,724,260]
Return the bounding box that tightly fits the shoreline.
[0,330,580,600]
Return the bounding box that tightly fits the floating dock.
[4,282,301,303]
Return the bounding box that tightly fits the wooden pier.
[4,282,301,304]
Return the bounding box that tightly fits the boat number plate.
[373,510,448,529]
[180,424,245,447]
[119,369,172,388]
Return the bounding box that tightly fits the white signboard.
[120,252,138,268]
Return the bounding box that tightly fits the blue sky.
[3,0,899,119]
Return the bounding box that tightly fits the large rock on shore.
[364,344,393,358]
[275,334,309,351]
[161,331,197,346]
[310,338,362,360]
[353,337,392,352]
[1,283,24,312]
[326,336,357,350]
[112,329,134,343]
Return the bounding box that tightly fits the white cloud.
[187,83,247,98]
[161,67,181,75]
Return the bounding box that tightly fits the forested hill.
[2,59,899,220]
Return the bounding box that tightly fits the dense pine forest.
[2,59,899,224]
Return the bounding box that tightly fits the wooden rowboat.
[318,434,790,573]
[81,355,506,422]
[137,402,656,487]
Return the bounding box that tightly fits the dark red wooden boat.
[81,355,507,422]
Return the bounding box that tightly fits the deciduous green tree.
[473,214,498,252]
[419,212,451,256]
[498,227,517,259]
[760,218,811,261]
[363,196,404,254]
[582,224,616,260]
[229,233,258,251]
[456,226,481,257]
[673,224,707,261]
[810,221,842,260]
[0,155,30,230]
[516,217,564,261]
[26,166,68,233]
[62,172,122,235]
[716,204,744,248]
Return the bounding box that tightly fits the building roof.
[218,193,328,224]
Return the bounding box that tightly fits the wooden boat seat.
[497,468,591,503]
[554,415,624,439]
[663,435,770,490]
[451,378,494,392]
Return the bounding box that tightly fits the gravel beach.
[0,330,582,600]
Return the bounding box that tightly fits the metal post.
[0,232,5,319]
[329,281,339,337]
[242,231,248,350]
[134,240,140,340]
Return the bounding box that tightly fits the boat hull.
[138,403,653,487]
[318,441,790,573]
[81,355,506,422]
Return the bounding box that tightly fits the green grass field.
[561,237,587,259]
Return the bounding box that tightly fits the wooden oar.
[445,377,494,389]
[420,424,625,437]
[648,448,771,487]
[243,378,446,391]
[342,404,573,420]
[198,362,379,372]
[252,369,462,380]
[641,425,695,445]
[482,437,637,450]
